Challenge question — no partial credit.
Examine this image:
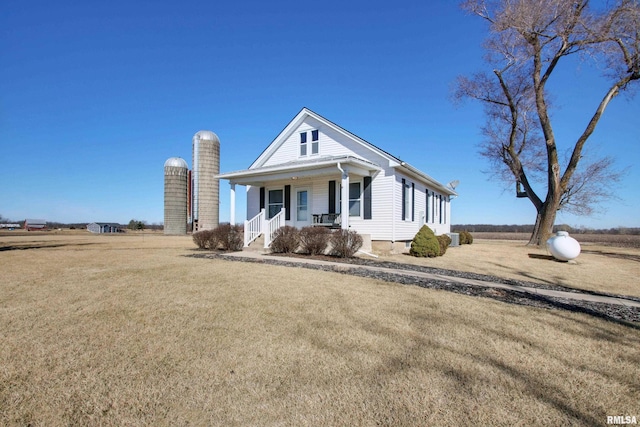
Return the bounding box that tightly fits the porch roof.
[217,155,381,186]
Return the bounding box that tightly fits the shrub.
[192,230,207,249]
[193,229,217,250]
[459,230,474,245]
[330,229,363,258]
[270,226,300,253]
[410,225,440,257]
[299,226,331,255]
[465,231,474,244]
[213,223,244,251]
[437,234,452,256]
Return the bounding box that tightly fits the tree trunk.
[528,199,559,246]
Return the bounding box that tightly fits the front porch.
[243,208,343,249]
[218,156,380,249]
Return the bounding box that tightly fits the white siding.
[244,167,451,241]
[311,180,329,214]
[261,117,389,168]
[348,166,394,240]
[246,185,261,219]
[388,172,451,241]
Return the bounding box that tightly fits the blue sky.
[1,0,638,228]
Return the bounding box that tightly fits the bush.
[459,230,474,245]
[437,234,452,256]
[192,230,206,249]
[193,229,217,250]
[330,229,363,258]
[270,226,300,253]
[299,226,331,255]
[410,225,440,257]
[214,223,244,251]
[193,224,243,251]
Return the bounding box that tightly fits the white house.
[217,108,457,253]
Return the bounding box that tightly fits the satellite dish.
[448,180,460,190]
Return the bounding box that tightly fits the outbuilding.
[24,219,47,231]
[87,223,122,234]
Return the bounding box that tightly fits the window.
[349,182,361,217]
[432,193,438,223]
[426,191,431,223]
[297,190,308,221]
[268,189,283,219]
[402,179,413,221]
[300,129,319,156]
[300,132,307,156]
[311,129,319,154]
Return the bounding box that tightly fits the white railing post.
[262,209,268,247]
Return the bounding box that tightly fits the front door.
[294,188,310,227]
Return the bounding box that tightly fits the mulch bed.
[188,251,640,327]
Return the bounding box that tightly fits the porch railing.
[244,208,286,248]
[264,208,285,248]
[244,209,264,247]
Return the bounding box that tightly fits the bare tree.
[455,0,639,245]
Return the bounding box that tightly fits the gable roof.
[224,108,456,196]
[25,219,46,224]
[250,107,403,169]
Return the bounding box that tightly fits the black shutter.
[411,183,415,222]
[328,180,336,214]
[284,185,291,220]
[363,176,372,220]
[259,187,265,210]
[401,178,406,220]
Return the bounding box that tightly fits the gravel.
[188,252,640,326]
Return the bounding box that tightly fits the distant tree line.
[453,224,640,235]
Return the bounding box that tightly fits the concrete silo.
[164,157,189,235]
[192,130,220,231]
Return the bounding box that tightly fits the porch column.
[230,182,236,226]
[341,169,349,229]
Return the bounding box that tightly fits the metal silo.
[164,157,189,235]
[192,130,220,231]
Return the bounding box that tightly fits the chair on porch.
[313,213,341,228]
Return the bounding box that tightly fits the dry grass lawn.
[383,238,640,298]
[1,232,639,426]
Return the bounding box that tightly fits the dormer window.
[300,130,319,156]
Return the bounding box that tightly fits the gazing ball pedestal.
[546,231,581,262]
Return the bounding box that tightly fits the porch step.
[243,234,268,253]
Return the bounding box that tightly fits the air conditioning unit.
[448,233,460,247]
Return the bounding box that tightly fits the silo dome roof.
[164,157,188,168]
[193,130,220,142]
